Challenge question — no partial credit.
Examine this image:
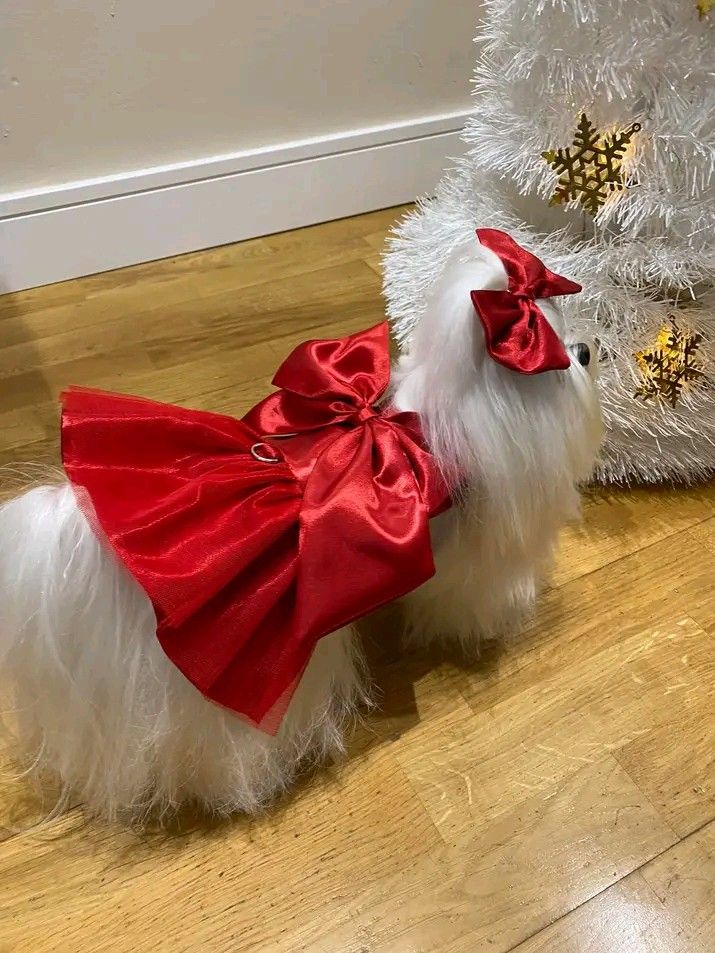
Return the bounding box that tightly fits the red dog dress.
[61,322,450,731]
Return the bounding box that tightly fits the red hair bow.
[471,228,582,374]
[61,323,449,732]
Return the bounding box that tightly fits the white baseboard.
[0,110,468,293]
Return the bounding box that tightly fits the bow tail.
[295,423,438,639]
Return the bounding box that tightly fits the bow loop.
[472,229,582,375]
[244,322,390,436]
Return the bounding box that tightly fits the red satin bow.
[61,322,450,732]
[471,228,582,374]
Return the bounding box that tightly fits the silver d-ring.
[250,442,281,464]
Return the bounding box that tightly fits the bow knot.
[356,404,379,423]
[471,228,582,375]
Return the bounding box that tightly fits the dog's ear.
[402,242,499,379]
[392,242,515,490]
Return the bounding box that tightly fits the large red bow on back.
[242,321,450,655]
[471,228,582,374]
[62,322,449,732]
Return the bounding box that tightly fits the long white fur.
[0,235,602,822]
[0,486,366,821]
[394,240,603,647]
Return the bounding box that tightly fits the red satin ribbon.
[471,228,582,374]
[61,322,450,732]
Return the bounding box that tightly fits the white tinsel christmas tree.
[385,0,714,483]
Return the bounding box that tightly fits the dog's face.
[393,240,603,535]
[550,333,601,458]
[529,295,604,480]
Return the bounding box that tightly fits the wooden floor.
[0,207,713,953]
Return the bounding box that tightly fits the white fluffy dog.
[0,232,602,822]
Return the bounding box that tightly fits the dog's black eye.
[574,343,590,367]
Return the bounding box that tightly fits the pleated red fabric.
[61,322,450,732]
[472,228,582,374]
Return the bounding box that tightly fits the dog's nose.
[575,343,591,367]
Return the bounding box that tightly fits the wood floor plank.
[0,346,158,415]
[509,820,715,953]
[509,867,711,953]
[616,710,715,840]
[392,616,710,839]
[3,755,668,953]
[0,750,441,953]
[553,483,715,588]
[0,407,49,454]
[262,205,408,253]
[457,526,715,721]
[686,518,715,636]
[640,820,715,950]
[302,757,677,953]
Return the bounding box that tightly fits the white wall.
[0,0,477,289]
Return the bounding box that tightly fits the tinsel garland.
[384,0,714,484]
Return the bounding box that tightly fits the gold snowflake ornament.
[542,113,641,216]
[697,0,712,18]
[635,320,706,408]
